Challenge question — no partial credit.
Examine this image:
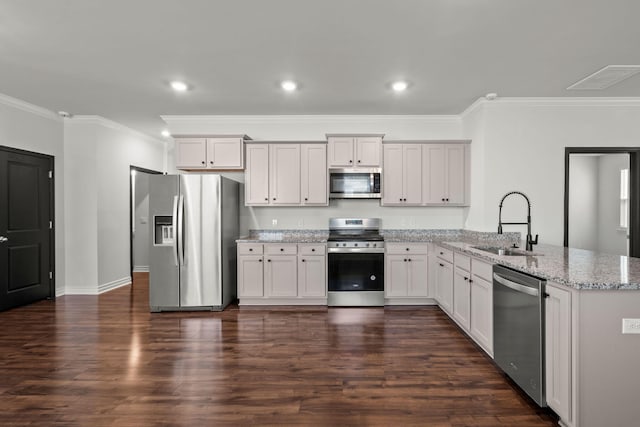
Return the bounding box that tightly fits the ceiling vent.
[567,65,640,90]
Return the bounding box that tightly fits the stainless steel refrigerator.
[149,174,239,312]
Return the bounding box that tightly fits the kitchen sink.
[471,246,540,256]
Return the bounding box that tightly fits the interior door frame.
[129,165,163,277]
[0,145,55,299]
[564,147,640,257]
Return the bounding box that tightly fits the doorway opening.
[564,147,640,257]
[129,166,162,278]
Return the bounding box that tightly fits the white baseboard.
[133,265,149,273]
[239,297,328,306]
[384,298,437,306]
[98,276,131,294]
[65,286,100,295]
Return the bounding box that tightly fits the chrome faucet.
[497,191,539,251]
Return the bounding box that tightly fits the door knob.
[0,236,7,243]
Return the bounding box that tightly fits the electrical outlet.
[622,318,640,334]
[272,219,278,226]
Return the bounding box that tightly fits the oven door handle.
[328,247,385,254]
[493,273,539,297]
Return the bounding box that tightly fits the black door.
[0,147,53,311]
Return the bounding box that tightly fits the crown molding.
[68,115,165,145]
[461,96,640,118]
[0,93,62,122]
[161,114,462,126]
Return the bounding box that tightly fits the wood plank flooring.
[0,273,557,426]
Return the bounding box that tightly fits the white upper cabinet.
[245,144,270,205]
[327,135,383,168]
[422,143,469,206]
[301,144,328,206]
[382,143,422,206]
[269,144,301,205]
[175,135,248,170]
[175,138,207,169]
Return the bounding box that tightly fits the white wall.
[164,115,467,232]
[0,94,66,296]
[65,117,165,294]
[463,99,640,246]
[597,154,629,255]
[568,155,599,250]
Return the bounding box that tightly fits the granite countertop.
[236,230,328,243]
[440,241,640,291]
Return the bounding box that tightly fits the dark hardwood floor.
[0,273,557,426]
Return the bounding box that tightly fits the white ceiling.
[1,0,640,138]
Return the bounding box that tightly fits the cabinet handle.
[439,251,444,255]
[302,259,306,262]
[267,259,271,262]
[404,259,407,262]
[349,160,353,163]
[446,198,449,202]
[258,259,262,262]
[305,198,308,201]
[311,248,315,252]
[441,198,445,202]
[464,277,469,281]
[357,160,361,163]
[408,258,411,262]
[280,248,284,251]
[439,263,444,267]
[201,161,206,165]
[399,198,403,202]
[406,248,410,251]
[264,198,268,201]
[249,248,253,251]
[469,279,473,283]
[273,198,276,201]
[210,161,214,165]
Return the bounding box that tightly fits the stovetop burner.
[327,218,384,249]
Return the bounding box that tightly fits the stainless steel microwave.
[329,168,381,199]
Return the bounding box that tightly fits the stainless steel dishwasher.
[493,264,547,407]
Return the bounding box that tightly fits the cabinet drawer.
[238,243,263,255]
[386,243,429,255]
[472,258,493,282]
[265,244,298,255]
[454,252,471,272]
[299,244,326,255]
[435,246,454,263]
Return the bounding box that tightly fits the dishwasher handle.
[493,272,540,297]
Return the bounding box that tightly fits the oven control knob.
[373,243,377,247]
[342,243,347,247]
[366,243,370,247]
[355,243,358,247]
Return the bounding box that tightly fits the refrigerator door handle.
[172,195,179,266]
[177,194,185,266]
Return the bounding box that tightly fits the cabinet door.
[435,260,453,314]
[355,137,381,167]
[238,255,264,297]
[453,267,471,331]
[545,284,572,423]
[245,144,270,205]
[264,255,298,297]
[270,144,301,205]
[385,255,408,297]
[403,144,423,204]
[327,137,354,167]
[298,255,326,297]
[175,138,207,169]
[446,145,466,204]
[301,144,327,205]
[470,274,493,356]
[382,144,404,206]
[423,144,446,204]
[206,138,243,169]
[407,254,428,297]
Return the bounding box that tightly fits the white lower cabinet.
[434,246,494,358]
[385,244,429,301]
[435,252,454,314]
[237,243,326,304]
[545,283,572,425]
[470,258,493,356]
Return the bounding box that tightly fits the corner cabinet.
[175,135,249,170]
[237,243,327,305]
[245,143,328,207]
[326,134,383,168]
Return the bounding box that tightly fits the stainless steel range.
[327,218,384,306]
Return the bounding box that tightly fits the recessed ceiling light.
[161,130,171,138]
[392,81,408,92]
[485,92,498,100]
[281,80,297,92]
[170,81,188,92]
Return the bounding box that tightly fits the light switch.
[622,318,640,334]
